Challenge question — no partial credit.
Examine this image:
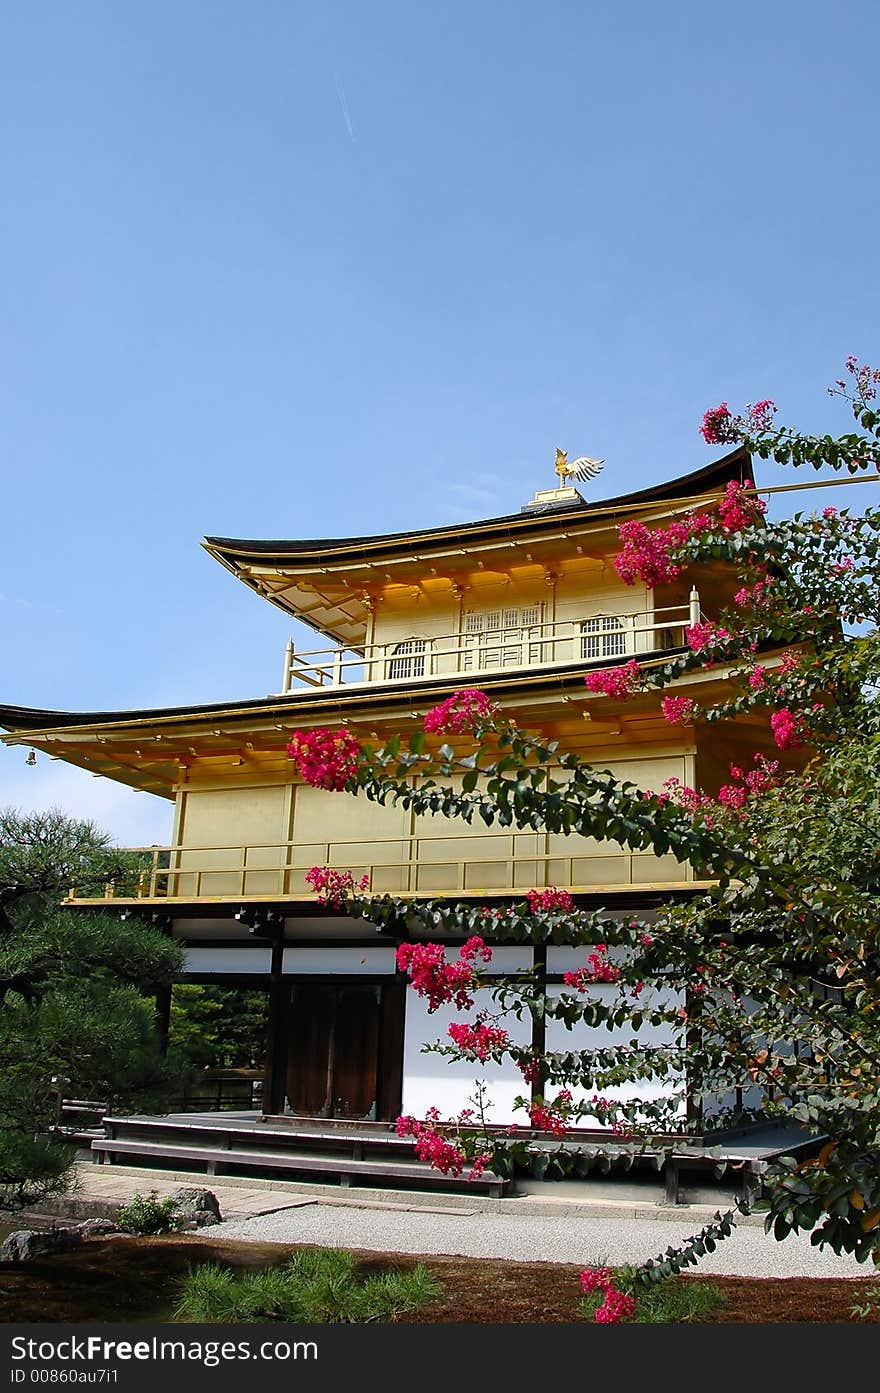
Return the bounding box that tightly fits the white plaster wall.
[280,946,396,975]
[401,946,534,1124]
[544,982,686,1124]
[183,946,272,974]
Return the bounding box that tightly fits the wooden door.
[285,985,381,1120]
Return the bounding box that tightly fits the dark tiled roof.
[0,651,689,734]
[204,450,752,561]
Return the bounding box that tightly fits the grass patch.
[579,1261,727,1324]
[851,1280,880,1322]
[174,1246,442,1324]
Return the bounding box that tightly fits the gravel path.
[200,1203,869,1278]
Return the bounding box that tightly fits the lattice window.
[462,605,544,670]
[387,638,427,680]
[581,615,628,661]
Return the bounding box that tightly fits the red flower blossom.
[517,1058,541,1085]
[396,937,492,1012]
[615,514,713,589]
[746,399,777,432]
[661,696,696,725]
[717,480,767,533]
[747,665,767,691]
[733,579,772,609]
[305,865,369,907]
[396,1110,490,1181]
[580,1267,637,1323]
[424,689,499,735]
[287,728,361,791]
[528,1090,574,1136]
[580,1267,614,1294]
[685,620,731,653]
[564,946,622,988]
[700,403,735,444]
[770,707,807,750]
[526,887,575,913]
[448,1017,510,1060]
[595,1288,637,1323]
[584,659,641,700]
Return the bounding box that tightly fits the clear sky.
[2,1,878,844]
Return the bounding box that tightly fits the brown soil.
[0,1234,877,1324]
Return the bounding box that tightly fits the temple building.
[1,447,776,1163]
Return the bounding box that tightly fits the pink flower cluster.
[579,1268,636,1324]
[584,658,641,700]
[716,755,778,810]
[287,727,361,791]
[770,707,807,750]
[526,886,575,913]
[836,354,880,401]
[747,665,767,691]
[717,480,767,532]
[700,400,776,444]
[615,479,765,592]
[424,689,499,735]
[396,1109,490,1181]
[661,753,779,823]
[779,651,800,676]
[733,578,772,609]
[447,1016,510,1060]
[746,399,777,432]
[685,620,731,654]
[661,695,696,725]
[563,945,622,988]
[517,1058,542,1085]
[396,936,492,1012]
[591,1094,628,1137]
[527,1089,574,1136]
[615,514,713,589]
[304,865,369,907]
[660,777,713,819]
[700,403,735,444]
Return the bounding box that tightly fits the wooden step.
[90,1137,509,1197]
[103,1116,413,1153]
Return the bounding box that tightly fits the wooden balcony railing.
[280,592,703,692]
[66,829,698,905]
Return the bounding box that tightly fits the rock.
[75,1218,118,1237]
[167,1187,222,1228]
[0,1228,83,1263]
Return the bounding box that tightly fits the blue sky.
[1,1,878,844]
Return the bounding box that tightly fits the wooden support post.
[663,1159,681,1206]
[263,937,289,1116]
[531,946,547,1104]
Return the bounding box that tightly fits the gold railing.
[66,830,696,904]
[280,594,703,692]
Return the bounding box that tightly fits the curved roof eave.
[203,448,752,566]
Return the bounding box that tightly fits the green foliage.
[325,361,880,1275]
[0,808,146,924]
[579,1271,726,1324]
[116,1191,182,1236]
[174,1248,441,1323]
[850,1279,880,1321]
[0,808,184,1209]
[168,985,268,1071]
